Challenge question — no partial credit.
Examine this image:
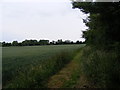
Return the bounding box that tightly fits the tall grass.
[3,45,84,88]
[79,46,120,88]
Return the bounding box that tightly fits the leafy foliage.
[73,2,120,49]
[72,2,120,88]
[80,46,120,88]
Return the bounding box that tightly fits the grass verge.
[47,49,83,88]
[78,46,120,88]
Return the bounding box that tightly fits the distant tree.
[18,43,22,46]
[56,39,63,45]
[71,41,74,44]
[21,40,38,46]
[22,40,29,46]
[50,41,56,45]
[12,41,19,46]
[76,40,83,44]
[2,39,79,46]
[2,42,12,47]
[29,40,38,46]
[7,43,12,46]
[76,40,80,44]
[2,42,5,47]
[39,40,49,45]
[64,40,71,44]
[79,41,83,44]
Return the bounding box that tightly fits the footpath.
[46,51,89,88]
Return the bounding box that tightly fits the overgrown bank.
[76,46,120,88]
[72,1,120,88]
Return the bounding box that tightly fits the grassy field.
[2,44,85,88]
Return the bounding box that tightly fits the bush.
[79,46,120,88]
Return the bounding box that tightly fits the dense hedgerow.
[79,46,120,88]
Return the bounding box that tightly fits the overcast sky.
[1,0,88,42]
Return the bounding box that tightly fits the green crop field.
[2,44,85,88]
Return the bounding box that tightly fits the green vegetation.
[62,52,82,88]
[72,1,120,88]
[73,2,120,48]
[1,39,84,47]
[79,46,120,88]
[2,1,120,88]
[2,44,85,88]
[47,50,82,88]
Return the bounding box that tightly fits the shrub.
[79,46,120,88]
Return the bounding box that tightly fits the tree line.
[1,39,84,47]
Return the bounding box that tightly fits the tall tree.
[72,2,120,49]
